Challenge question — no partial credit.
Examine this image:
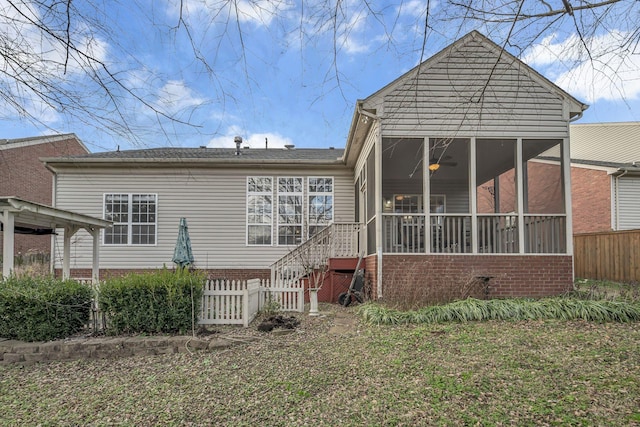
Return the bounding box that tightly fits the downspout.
[357,102,384,299]
[614,169,628,230]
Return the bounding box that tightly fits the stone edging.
[0,335,259,366]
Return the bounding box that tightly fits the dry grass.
[1,303,639,426]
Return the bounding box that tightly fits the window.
[247,177,273,245]
[104,194,157,245]
[278,177,303,245]
[308,177,333,237]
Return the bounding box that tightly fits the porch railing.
[524,215,566,253]
[270,222,362,288]
[477,214,518,253]
[382,213,566,254]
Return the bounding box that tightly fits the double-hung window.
[247,177,273,245]
[103,194,157,245]
[277,177,303,245]
[308,177,333,237]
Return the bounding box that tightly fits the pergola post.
[62,225,80,280]
[2,210,15,279]
[90,228,101,284]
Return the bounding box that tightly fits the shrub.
[358,297,640,325]
[0,276,92,341]
[98,269,204,335]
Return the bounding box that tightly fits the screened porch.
[375,137,569,255]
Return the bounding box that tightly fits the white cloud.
[165,0,292,27]
[154,80,207,114]
[207,126,292,148]
[523,31,640,103]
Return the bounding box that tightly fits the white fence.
[199,278,303,328]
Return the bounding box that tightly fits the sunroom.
[379,137,568,255]
[344,31,587,299]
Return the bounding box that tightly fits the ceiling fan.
[428,154,457,171]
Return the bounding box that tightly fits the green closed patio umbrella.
[172,217,194,269]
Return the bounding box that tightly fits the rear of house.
[44,31,587,302]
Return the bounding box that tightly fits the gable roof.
[0,133,89,153]
[363,31,587,113]
[42,146,346,170]
[344,31,588,166]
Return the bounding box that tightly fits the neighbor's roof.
[42,146,346,168]
[0,133,89,153]
[570,122,640,164]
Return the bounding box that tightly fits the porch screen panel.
[278,177,303,245]
[382,138,424,253]
[366,148,375,221]
[429,138,471,253]
[476,139,518,253]
[522,140,566,253]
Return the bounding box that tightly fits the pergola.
[0,197,111,282]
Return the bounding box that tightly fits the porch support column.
[424,137,431,254]
[375,128,383,298]
[516,138,525,254]
[562,137,573,255]
[470,137,478,253]
[2,210,15,279]
[90,227,101,284]
[62,225,80,280]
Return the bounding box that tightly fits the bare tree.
[1,1,637,147]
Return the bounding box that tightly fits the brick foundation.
[381,254,573,301]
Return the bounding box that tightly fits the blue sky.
[1,0,639,153]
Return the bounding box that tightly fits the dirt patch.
[257,315,301,332]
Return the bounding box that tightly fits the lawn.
[1,307,639,426]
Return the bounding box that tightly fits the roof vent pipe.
[234,136,242,155]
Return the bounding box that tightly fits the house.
[0,134,89,265]
[42,31,587,301]
[568,122,640,234]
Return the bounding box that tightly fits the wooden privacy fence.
[573,229,640,283]
[199,278,303,327]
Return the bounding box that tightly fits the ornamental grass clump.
[358,297,640,325]
[0,276,92,341]
[98,268,205,335]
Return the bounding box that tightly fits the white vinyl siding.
[103,193,157,245]
[246,177,273,246]
[52,166,353,270]
[616,177,640,230]
[373,38,569,139]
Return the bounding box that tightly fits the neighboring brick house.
[569,122,640,234]
[477,122,640,235]
[0,134,89,261]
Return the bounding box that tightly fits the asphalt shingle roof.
[54,147,345,162]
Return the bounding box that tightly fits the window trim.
[103,193,158,246]
[246,176,274,246]
[277,176,304,246]
[308,176,334,237]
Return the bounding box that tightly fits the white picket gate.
[199,278,303,327]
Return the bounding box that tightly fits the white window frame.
[103,193,158,246]
[246,177,273,246]
[308,176,334,237]
[277,176,304,246]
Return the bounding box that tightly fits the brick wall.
[571,167,611,234]
[382,254,573,300]
[0,136,88,257]
[365,254,378,299]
